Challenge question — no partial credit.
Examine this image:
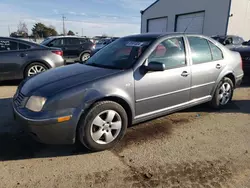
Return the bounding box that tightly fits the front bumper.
[13,103,81,145]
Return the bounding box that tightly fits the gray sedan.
[0,37,65,81]
[13,33,244,151]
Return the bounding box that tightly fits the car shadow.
[0,79,22,86]
[0,94,249,161]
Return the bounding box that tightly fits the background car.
[212,35,250,75]
[212,35,245,49]
[91,37,119,56]
[0,37,64,81]
[13,33,243,152]
[41,36,94,63]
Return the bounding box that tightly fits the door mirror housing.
[145,61,165,71]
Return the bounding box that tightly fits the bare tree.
[17,21,28,36]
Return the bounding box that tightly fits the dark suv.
[41,36,94,63]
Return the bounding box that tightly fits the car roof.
[123,32,205,40]
[0,37,42,47]
[212,35,239,38]
[45,36,89,39]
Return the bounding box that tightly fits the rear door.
[187,36,225,100]
[63,38,81,59]
[0,39,31,80]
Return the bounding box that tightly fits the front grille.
[14,92,26,107]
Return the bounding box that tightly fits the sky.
[0,0,155,37]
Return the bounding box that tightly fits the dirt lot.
[0,78,249,188]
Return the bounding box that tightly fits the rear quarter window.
[208,41,223,61]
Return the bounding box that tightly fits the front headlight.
[25,96,47,112]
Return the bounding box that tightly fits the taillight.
[52,50,63,56]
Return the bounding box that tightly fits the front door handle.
[181,71,189,77]
[216,64,221,69]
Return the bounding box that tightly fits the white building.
[141,0,250,40]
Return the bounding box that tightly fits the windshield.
[40,38,53,45]
[86,38,153,69]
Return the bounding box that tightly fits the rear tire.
[80,52,90,62]
[24,62,48,78]
[77,101,128,152]
[210,77,234,109]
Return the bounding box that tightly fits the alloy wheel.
[218,83,232,105]
[90,110,122,145]
[81,53,90,61]
[28,65,46,77]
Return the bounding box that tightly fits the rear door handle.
[216,64,221,69]
[181,71,189,77]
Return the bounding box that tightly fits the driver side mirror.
[145,61,165,71]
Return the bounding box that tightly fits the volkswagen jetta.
[13,33,244,151]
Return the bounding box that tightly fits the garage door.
[176,12,205,34]
[147,17,168,33]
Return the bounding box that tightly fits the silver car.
[13,33,244,151]
[0,37,65,81]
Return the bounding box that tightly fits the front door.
[187,36,225,100]
[135,37,191,118]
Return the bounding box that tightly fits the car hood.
[21,63,122,96]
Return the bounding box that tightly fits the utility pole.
[62,14,66,35]
[8,25,10,36]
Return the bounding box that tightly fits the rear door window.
[19,43,31,50]
[188,37,212,64]
[0,40,18,51]
[64,38,80,45]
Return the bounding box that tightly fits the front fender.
[77,88,134,122]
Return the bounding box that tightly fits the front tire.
[77,101,128,151]
[210,77,234,108]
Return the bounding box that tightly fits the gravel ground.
[0,78,249,188]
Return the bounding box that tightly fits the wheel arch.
[79,50,91,58]
[211,71,236,96]
[78,95,133,128]
[23,60,51,77]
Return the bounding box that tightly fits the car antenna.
[184,16,195,33]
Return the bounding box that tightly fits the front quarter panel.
[81,69,135,120]
[43,69,135,123]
